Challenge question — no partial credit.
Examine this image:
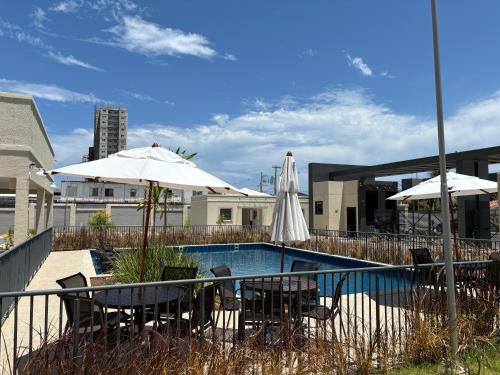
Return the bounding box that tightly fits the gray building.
[309,146,500,238]
[92,107,128,160]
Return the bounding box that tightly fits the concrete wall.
[312,180,358,231]
[190,195,309,227]
[0,203,184,232]
[0,93,55,244]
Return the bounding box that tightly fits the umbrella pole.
[448,192,459,260]
[280,243,285,273]
[139,181,153,282]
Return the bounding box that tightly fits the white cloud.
[116,89,175,106]
[32,7,48,29]
[223,53,238,61]
[50,0,139,20]
[51,128,94,166]
[105,16,218,59]
[0,19,50,49]
[346,54,373,77]
[380,71,395,79]
[300,48,317,58]
[50,0,83,14]
[0,78,101,103]
[51,87,500,189]
[47,51,103,71]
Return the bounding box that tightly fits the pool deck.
[0,250,96,370]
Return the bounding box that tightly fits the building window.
[315,201,323,215]
[66,185,78,197]
[130,189,137,198]
[91,188,99,197]
[219,208,232,222]
[105,188,114,197]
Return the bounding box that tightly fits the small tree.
[88,210,114,227]
[88,210,114,248]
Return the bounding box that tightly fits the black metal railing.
[306,228,500,264]
[0,229,52,322]
[0,261,498,373]
[52,225,271,251]
[52,225,500,265]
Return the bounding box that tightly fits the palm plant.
[137,147,196,231]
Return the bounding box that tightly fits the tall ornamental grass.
[112,244,202,283]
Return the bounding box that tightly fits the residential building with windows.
[190,188,309,226]
[92,106,128,160]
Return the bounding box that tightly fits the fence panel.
[0,229,52,322]
[0,260,497,374]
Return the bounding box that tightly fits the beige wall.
[0,93,55,244]
[312,180,358,231]
[190,195,309,227]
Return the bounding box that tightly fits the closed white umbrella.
[270,152,310,272]
[44,143,243,281]
[387,171,497,259]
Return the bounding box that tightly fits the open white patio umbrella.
[388,171,497,259]
[270,152,310,272]
[44,143,243,281]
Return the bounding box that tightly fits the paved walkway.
[0,250,96,372]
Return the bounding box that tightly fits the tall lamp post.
[430,0,458,360]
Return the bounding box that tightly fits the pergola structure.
[309,146,500,238]
[0,93,55,245]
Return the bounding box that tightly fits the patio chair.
[56,273,129,328]
[290,260,321,304]
[482,252,500,293]
[210,264,259,330]
[159,266,198,319]
[160,282,218,338]
[409,248,439,287]
[301,274,347,335]
[238,279,283,342]
[56,272,90,299]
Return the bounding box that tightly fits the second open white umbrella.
[270,152,310,272]
[388,171,497,259]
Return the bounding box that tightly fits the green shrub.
[88,210,114,227]
[112,244,202,283]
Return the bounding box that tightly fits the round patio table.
[240,276,317,294]
[238,276,318,340]
[94,285,184,329]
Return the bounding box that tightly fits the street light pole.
[430,0,458,360]
[272,166,281,195]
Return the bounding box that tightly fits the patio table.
[94,285,184,330]
[238,277,318,340]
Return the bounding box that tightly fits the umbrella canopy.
[270,152,310,272]
[47,146,241,194]
[45,144,243,282]
[387,172,497,201]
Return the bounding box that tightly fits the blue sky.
[1,1,500,191]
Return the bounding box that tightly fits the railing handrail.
[0,260,492,299]
[0,227,52,260]
[51,224,499,244]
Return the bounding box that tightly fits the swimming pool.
[181,243,409,296]
[92,243,410,296]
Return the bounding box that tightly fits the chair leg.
[226,310,233,332]
[215,305,222,328]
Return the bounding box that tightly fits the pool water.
[91,243,410,296]
[179,244,410,296]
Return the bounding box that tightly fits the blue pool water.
[92,244,410,296]
[179,244,410,296]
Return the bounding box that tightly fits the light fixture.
[36,169,46,177]
[50,183,57,189]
